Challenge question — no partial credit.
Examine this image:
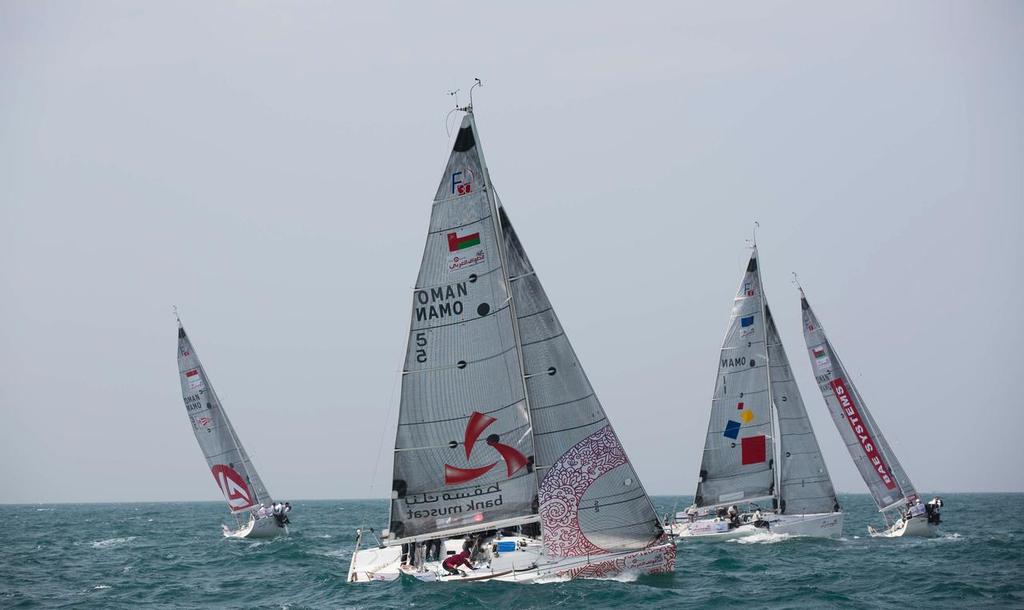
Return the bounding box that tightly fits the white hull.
[348,534,675,583]
[869,516,938,538]
[670,511,843,540]
[223,516,287,539]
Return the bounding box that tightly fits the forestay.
[500,205,665,557]
[765,305,839,515]
[177,324,270,514]
[695,250,776,509]
[388,114,538,542]
[800,290,917,511]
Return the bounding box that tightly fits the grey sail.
[765,305,840,515]
[695,249,776,509]
[177,324,270,514]
[800,291,917,511]
[499,205,665,557]
[388,114,538,543]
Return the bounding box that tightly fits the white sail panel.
[800,291,916,510]
[694,251,776,509]
[177,325,270,514]
[500,207,665,557]
[388,115,538,541]
[765,305,840,515]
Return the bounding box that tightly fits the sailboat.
[668,247,843,540]
[347,101,675,583]
[798,286,943,537]
[176,316,288,539]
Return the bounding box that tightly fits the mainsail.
[694,250,776,509]
[501,205,665,557]
[387,110,664,557]
[800,289,917,511]
[177,323,270,514]
[388,114,538,543]
[765,305,839,515]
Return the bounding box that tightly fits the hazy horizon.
[2,1,1022,505]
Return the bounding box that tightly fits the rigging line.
[401,344,515,375]
[519,331,565,348]
[367,318,409,505]
[427,214,493,235]
[508,270,536,281]
[413,266,501,292]
[394,422,532,452]
[530,392,595,412]
[578,518,666,536]
[516,305,553,321]
[397,403,527,428]
[577,493,649,512]
[532,417,608,436]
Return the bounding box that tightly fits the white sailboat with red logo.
[668,245,843,540]
[347,88,674,583]
[798,284,942,537]
[176,315,288,539]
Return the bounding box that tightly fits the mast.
[750,239,780,511]
[464,98,542,499]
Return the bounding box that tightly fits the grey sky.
[2,1,1021,504]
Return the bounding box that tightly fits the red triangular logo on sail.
[444,411,528,485]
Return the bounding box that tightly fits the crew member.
[442,548,474,576]
[925,497,943,525]
[726,505,741,529]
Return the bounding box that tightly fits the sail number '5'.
[416,332,427,363]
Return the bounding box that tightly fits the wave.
[730,532,795,544]
[91,537,137,549]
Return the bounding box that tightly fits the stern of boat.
[869,515,938,538]
[224,515,287,539]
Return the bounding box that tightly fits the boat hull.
[348,535,675,583]
[869,516,938,538]
[670,511,842,540]
[223,516,287,539]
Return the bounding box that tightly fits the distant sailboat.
[669,247,842,539]
[348,99,674,582]
[798,286,943,537]
[176,316,288,539]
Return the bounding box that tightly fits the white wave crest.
[91,536,137,549]
[730,531,794,544]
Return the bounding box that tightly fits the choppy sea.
[2,493,1021,608]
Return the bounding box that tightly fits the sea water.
[2,494,1021,608]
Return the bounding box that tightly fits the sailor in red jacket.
[442,548,474,576]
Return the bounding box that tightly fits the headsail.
[765,306,839,515]
[388,114,538,543]
[500,205,665,557]
[694,250,776,509]
[800,290,917,510]
[177,323,270,514]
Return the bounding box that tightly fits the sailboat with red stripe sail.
[798,285,943,537]
[347,91,674,582]
[668,245,842,540]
